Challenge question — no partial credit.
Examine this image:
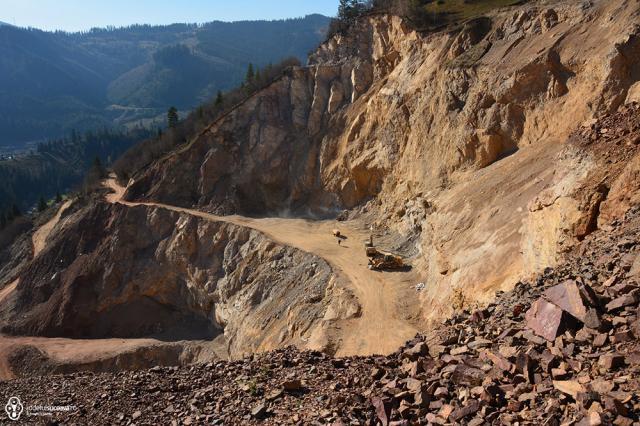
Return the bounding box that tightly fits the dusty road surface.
[32,199,73,258]
[105,176,421,356]
[0,335,213,381]
[0,199,72,306]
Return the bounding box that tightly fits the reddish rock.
[598,354,626,370]
[451,364,484,386]
[606,292,638,312]
[525,299,573,341]
[449,400,480,422]
[484,350,515,373]
[544,280,598,326]
[371,397,392,426]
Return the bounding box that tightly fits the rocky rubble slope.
[2,170,639,424]
[124,0,640,321]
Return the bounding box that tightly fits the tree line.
[327,0,464,38]
[0,127,152,228]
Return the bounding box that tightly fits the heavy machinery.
[366,247,405,271]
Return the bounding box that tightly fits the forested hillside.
[0,128,152,215]
[0,15,329,148]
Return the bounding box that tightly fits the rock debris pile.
[2,204,639,425]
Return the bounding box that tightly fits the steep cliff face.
[126,0,640,319]
[0,201,344,358]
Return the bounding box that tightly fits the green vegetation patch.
[422,0,527,22]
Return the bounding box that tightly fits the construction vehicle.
[366,247,405,271]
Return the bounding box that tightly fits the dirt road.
[105,177,420,356]
[32,199,73,257]
[0,200,72,305]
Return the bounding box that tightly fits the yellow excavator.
[365,244,405,271]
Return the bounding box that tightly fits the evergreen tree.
[55,192,63,203]
[167,106,179,128]
[245,63,255,83]
[38,196,47,212]
[215,91,224,107]
[92,156,106,178]
[338,0,363,22]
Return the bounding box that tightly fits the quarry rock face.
[0,201,345,358]
[125,0,640,320]
[1,0,640,394]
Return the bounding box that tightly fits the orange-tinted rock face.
[0,201,341,358]
[2,0,640,369]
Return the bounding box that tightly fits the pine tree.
[93,156,106,178]
[245,63,255,83]
[167,106,179,128]
[38,196,47,212]
[214,91,224,107]
[55,192,63,203]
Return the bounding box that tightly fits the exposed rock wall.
[0,202,339,358]
[125,0,640,321]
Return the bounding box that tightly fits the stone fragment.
[593,333,608,347]
[544,280,600,327]
[251,403,266,419]
[434,387,449,398]
[606,293,638,312]
[371,397,391,426]
[611,330,634,343]
[451,364,484,386]
[525,299,573,341]
[449,400,480,422]
[438,404,454,420]
[405,378,422,393]
[553,380,585,399]
[450,346,468,356]
[266,389,283,401]
[371,367,385,380]
[468,338,492,350]
[282,379,302,391]
[404,342,427,360]
[484,350,515,373]
[398,400,412,419]
[599,354,626,370]
[576,411,603,426]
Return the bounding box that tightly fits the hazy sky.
[0,0,340,32]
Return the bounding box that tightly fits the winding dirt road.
[32,199,73,257]
[0,199,72,306]
[105,177,420,356]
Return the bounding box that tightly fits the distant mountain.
[0,15,330,148]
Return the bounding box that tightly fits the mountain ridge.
[0,14,330,148]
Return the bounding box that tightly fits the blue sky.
[0,0,339,32]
